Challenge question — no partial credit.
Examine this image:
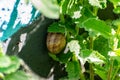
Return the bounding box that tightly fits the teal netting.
[0,0,40,41]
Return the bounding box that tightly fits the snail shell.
[46,33,66,54]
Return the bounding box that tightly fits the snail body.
[46,33,66,54]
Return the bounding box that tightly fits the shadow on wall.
[3,15,67,80]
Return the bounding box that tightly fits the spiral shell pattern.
[46,33,66,54]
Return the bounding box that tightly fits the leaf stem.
[90,37,94,49]
[60,14,65,23]
[112,65,119,80]
[80,72,85,80]
[89,37,94,80]
[72,54,85,80]
[75,25,79,36]
[93,7,98,16]
[90,63,94,80]
[107,58,114,80]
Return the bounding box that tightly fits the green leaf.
[112,56,120,63]
[87,51,106,64]
[48,53,60,62]
[82,18,112,38]
[95,69,106,80]
[65,23,76,36]
[112,19,120,27]
[31,0,60,19]
[67,4,82,19]
[109,0,120,14]
[47,22,65,33]
[66,61,80,80]
[61,0,82,19]
[88,0,107,9]
[58,52,73,63]
[76,6,96,26]
[114,48,120,56]
[80,49,92,58]
[0,55,11,68]
[49,52,73,63]
[95,65,107,80]
[4,71,29,80]
[94,36,110,57]
[0,56,20,74]
[113,7,120,14]
[109,0,120,6]
[61,0,70,14]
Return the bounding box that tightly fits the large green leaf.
[4,71,29,80]
[94,36,110,57]
[31,0,60,19]
[66,61,81,80]
[95,65,107,80]
[0,54,11,68]
[0,56,20,74]
[82,18,112,38]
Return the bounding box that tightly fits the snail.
[46,32,66,54]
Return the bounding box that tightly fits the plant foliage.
[0,45,29,80]
[27,0,120,79]
[6,0,120,80]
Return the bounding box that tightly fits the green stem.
[75,25,79,36]
[90,37,94,49]
[107,59,114,80]
[112,66,119,80]
[72,53,86,80]
[89,5,98,80]
[80,72,85,80]
[90,63,94,80]
[89,37,94,80]
[72,53,78,61]
[66,31,70,41]
[79,0,83,5]
[93,7,98,16]
[60,14,65,23]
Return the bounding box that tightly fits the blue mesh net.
[0,0,40,41]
